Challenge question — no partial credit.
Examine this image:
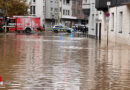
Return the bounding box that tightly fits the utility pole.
[5,0,8,33]
[106,0,111,46]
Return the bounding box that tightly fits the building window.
[66,10,67,15]
[63,10,65,15]
[119,12,123,33]
[51,8,53,11]
[30,6,32,14]
[33,6,35,14]
[66,0,70,4]
[50,0,53,3]
[30,6,35,15]
[111,13,114,31]
[63,0,66,4]
[68,10,70,15]
[33,0,35,2]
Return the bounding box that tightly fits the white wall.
[101,5,130,45]
[26,0,45,26]
[87,0,100,37]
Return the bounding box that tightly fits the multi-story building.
[82,0,101,39]
[59,0,77,27]
[45,0,59,27]
[72,0,87,25]
[96,0,130,45]
[26,0,87,28]
[26,0,45,26]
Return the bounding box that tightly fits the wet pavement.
[0,32,130,90]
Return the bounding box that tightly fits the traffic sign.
[106,12,110,17]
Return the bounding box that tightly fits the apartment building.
[59,0,76,27]
[96,0,130,45]
[45,0,59,27]
[26,0,45,26]
[26,0,86,28]
[72,0,86,25]
[82,0,101,39]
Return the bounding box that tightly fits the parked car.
[53,25,73,33]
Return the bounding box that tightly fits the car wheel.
[67,30,71,33]
[25,28,31,33]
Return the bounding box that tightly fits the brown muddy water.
[0,32,130,90]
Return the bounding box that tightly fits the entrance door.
[99,23,102,40]
[96,23,98,39]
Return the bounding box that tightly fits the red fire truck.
[0,16,44,33]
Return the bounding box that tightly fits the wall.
[101,5,130,45]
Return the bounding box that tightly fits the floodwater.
[0,32,130,90]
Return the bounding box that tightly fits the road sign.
[106,12,110,17]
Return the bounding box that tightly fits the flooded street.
[0,32,130,90]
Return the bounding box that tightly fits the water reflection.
[0,32,129,90]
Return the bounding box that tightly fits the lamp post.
[106,0,111,46]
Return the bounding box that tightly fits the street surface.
[0,32,130,90]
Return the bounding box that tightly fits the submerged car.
[53,25,73,33]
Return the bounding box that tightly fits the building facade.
[45,0,59,27]
[26,0,87,28]
[59,0,77,27]
[96,0,130,45]
[82,0,101,39]
[26,0,45,26]
[72,0,86,25]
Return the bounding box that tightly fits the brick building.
[72,0,87,25]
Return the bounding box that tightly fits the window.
[63,10,65,15]
[66,0,70,4]
[33,0,35,2]
[111,13,114,31]
[30,6,32,14]
[119,12,123,33]
[51,8,53,11]
[30,6,35,14]
[63,0,65,4]
[68,10,70,15]
[33,6,35,14]
[50,0,53,3]
[66,10,68,15]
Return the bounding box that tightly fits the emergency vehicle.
[0,16,44,33]
[0,17,4,32]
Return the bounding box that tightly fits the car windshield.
[54,26,63,28]
[8,19,15,23]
